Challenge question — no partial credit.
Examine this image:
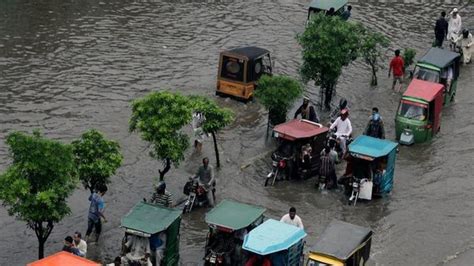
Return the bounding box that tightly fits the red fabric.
[390,56,405,77]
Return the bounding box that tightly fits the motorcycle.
[204,250,227,265]
[264,152,289,186]
[183,178,209,213]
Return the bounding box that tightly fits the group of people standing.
[434,8,472,63]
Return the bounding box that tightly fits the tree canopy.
[72,129,123,193]
[255,75,303,125]
[190,96,234,167]
[130,91,193,180]
[0,131,77,259]
[358,28,390,85]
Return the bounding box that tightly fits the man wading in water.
[294,97,319,123]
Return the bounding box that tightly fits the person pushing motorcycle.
[194,157,216,207]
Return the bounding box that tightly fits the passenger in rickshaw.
[121,233,152,266]
[403,104,426,121]
[300,143,313,178]
[294,97,320,123]
[329,109,352,155]
[440,65,454,92]
[149,231,166,265]
[373,157,387,196]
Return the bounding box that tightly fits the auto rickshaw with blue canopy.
[307,0,348,21]
[243,219,307,265]
[216,46,272,101]
[395,79,444,145]
[307,219,372,266]
[204,199,266,265]
[342,136,398,204]
[413,47,461,105]
[121,202,182,266]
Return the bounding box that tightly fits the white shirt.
[74,239,87,257]
[280,214,304,229]
[448,15,462,35]
[125,235,151,261]
[330,117,352,138]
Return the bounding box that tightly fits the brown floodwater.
[0,0,473,265]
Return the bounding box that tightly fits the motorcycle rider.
[194,157,215,207]
[364,107,385,139]
[150,181,173,207]
[447,8,462,50]
[294,97,320,123]
[329,109,352,155]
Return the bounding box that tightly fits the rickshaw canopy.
[27,251,99,266]
[403,79,444,102]
[121,202,182,236]
[273,119,328,141]
[309,0,348,11]
[223,46,270,61]
[205,199,266,231]
[418,47,460,69]
[349,135,398,159]
[310,220,372,261]
[242,219,307,255]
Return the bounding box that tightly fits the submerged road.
[0,0,473,265]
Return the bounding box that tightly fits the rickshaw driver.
[193,157,215,207]
[330,109,352,155]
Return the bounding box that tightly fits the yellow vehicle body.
[216,46,272,101]
[307,252,344,265]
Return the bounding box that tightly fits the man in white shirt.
[73,232,87,257]
[122,234,152,266]
[330,109,352,155]
[448,8,462,50]
[280,207,304,229]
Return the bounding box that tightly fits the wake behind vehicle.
[204,199,266,265]
[307,219,372,266]
[266,119,329,186]
[395,79,444,145]
[343,136,398,205]
[216,46,272,101]
[243,219,307,265]
[307,0,348,21]
[413,47,461,105]
[121,202,182,266]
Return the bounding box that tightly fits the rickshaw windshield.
[415,67,439,83]
[221,56,244,82]
[398,101,427,121]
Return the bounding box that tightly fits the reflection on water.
[0,0,473,265]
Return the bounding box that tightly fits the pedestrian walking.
[388,50,405,92]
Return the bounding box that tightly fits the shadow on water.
[0,0,473,265]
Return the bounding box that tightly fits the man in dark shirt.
[194,157,215,206]
[434,11,449,48]
[294,97,319,123]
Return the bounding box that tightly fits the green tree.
[403,48,417,69]
[190,96,234,168]
[130,91,193,181]
[298,13,360,109]
[72,129,123,193]
[255,75,303,126]
[359,28,390,86]
[0,131,77,259]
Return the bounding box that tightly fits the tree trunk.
[324,83,334,110]
[211,131,220,168]
[371,66,378,86]
[34,221,54,259]
[158,158,171,181]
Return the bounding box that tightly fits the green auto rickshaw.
[204,199,266,265]
[413,47,461,105]
[307,0,348,21]
[121,202,182,266]
[395,79,444,145]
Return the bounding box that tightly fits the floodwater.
[0,0,473,265]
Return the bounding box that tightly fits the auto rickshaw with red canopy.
[265,119,329,186]
[395,78,444,145]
